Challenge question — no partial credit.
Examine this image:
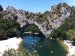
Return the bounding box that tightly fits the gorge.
[0,2,75,56]
[2,3,71,38]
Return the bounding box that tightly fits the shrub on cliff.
[51,15,75,40]
[0,17,20,40]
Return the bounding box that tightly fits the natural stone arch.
[20,19,52,38]
[21,24,46,39]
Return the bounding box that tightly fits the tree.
[71,6,75,15]
[0,5,3,11]
[50,29,60,39]
[66,29,75,41]
[24,24,39,33]
[3,49,17,56]
[0,18,20,39]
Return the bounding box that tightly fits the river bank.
[0,37,22,56]
[64,40,75,56]
[0,37,75,56]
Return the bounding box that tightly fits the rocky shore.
[0,37,22,56]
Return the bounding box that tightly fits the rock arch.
[20,19,52,38]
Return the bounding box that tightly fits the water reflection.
[23,34,45,49]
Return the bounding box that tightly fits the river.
[22,34,67,56]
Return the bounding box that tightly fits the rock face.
[2,3,71,37]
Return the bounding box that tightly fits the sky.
[0,0,75,13]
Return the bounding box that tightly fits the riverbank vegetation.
[50,14,75,45]
[34,39,67,56]
[2,41,39,56]
[23,24,40,33]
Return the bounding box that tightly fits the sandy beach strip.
[64,40,75,56]
[0,37,22,56]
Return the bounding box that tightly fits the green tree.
[71,6,75,15]
[3,49,17,56]
[66,29,75,41]
[24,24,39,33]
[50,29,60,38]
[0,5,3,12]
[0,18,20,39]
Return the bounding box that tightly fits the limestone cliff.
[1,3,71,37]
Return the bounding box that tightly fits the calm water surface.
[23,35,67,56]
[23,35,42,49]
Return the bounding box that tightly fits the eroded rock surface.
[2,3,71,37]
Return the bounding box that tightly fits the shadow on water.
[22,34,67,56]
[35,39,67,56]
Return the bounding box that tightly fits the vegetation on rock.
[23,24,40,33]
[0,2,74,40]
[51,14,75,42]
